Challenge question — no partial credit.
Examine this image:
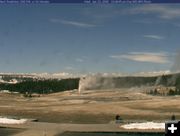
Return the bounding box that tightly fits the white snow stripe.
[121,122,165,130]
[0,118,27,124]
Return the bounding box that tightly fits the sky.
[0,4,180,74]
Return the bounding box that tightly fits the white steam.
[78,74,115,93]
[171,51,180,72]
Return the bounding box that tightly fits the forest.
[0,78,79,94]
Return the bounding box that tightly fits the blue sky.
[0,4,180,74]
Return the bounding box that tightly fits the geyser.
[78,74,115,94]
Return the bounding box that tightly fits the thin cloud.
[126,5,180,19]
[110,52,170,64]
[143,35,164,40]
[75,58,84,62]
[173,23,180,28]
[50,19,96,28]
[133,19,154,24]
[65,66,74,70]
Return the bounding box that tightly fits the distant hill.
[0,73,180,94]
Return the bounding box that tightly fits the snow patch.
[0,117,27,124]
[0,79,18,84]
[0,90,11,93]
[121,122,165,130]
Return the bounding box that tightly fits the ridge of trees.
[0,78,79,94]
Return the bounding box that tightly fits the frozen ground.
[0,117,27,124]
[121,122,165,130]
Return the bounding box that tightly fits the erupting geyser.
[78,82,82,94]
[78,74,115,94]
[78,77,86,94]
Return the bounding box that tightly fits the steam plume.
[171,51,180,72]
[78,74,115,93]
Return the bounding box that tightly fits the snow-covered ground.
[121,122,165,130]
[0,79,18,84]
[0,117,27,124]
[0,90,19,94]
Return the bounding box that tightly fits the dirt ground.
[0,88,180,124]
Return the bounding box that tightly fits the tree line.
[0,78,80,94]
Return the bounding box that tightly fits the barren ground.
[0,88,180,124]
